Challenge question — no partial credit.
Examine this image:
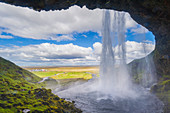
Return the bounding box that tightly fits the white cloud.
[124,13,138,29]
[0,3,102,40]
[82,35,87,38]
[93,42,102,55]
[0,3,148,41]
[125,41,155,63]
[130,25,149,34]
[93,41,155,64]
[0,35,14,39]
[50,35,75,42]
[0,43,94,66]
[0,41,154,66]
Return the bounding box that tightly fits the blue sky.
[0,29,154,49]
[0,31,102,48]
[0,3,155,66]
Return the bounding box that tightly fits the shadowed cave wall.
[0,0,169,76]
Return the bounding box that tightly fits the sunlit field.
[24,66,99,80]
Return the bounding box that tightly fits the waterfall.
[55,10,164,113]
[99,10,136,98]
[140,29,157,88]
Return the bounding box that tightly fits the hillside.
[0,57,81,112]
[0,57,42,83]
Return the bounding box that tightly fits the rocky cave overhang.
[0,0,169,75]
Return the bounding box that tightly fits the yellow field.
[25,66,99,73]
[24,66,99,80]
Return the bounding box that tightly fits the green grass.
[33,71,92,80]
[0,57,82,112]
[32,71,62,78]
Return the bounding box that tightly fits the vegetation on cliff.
[151,75,170,112]
[0,57,82,113]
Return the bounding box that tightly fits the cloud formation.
[0,41,154,66]
[130,25,149,34]
[0,3,147,41]
[0,3,153,66]
[0,34,14,39]
[0,43,93,66]
[0,3,102,40]
[50,35,75,42]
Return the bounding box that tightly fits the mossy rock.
[151,76,170,113]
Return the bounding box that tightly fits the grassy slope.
[0,57,81,113]
[0,57,41,83]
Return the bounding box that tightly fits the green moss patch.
[0,57,82,113]
[151,75,170,113]
[0,88,82,112]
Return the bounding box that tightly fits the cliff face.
[0,0,169,76]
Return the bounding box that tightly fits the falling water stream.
[98,10,135,98]
[141,29,157,88]
[53,10,164,113]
